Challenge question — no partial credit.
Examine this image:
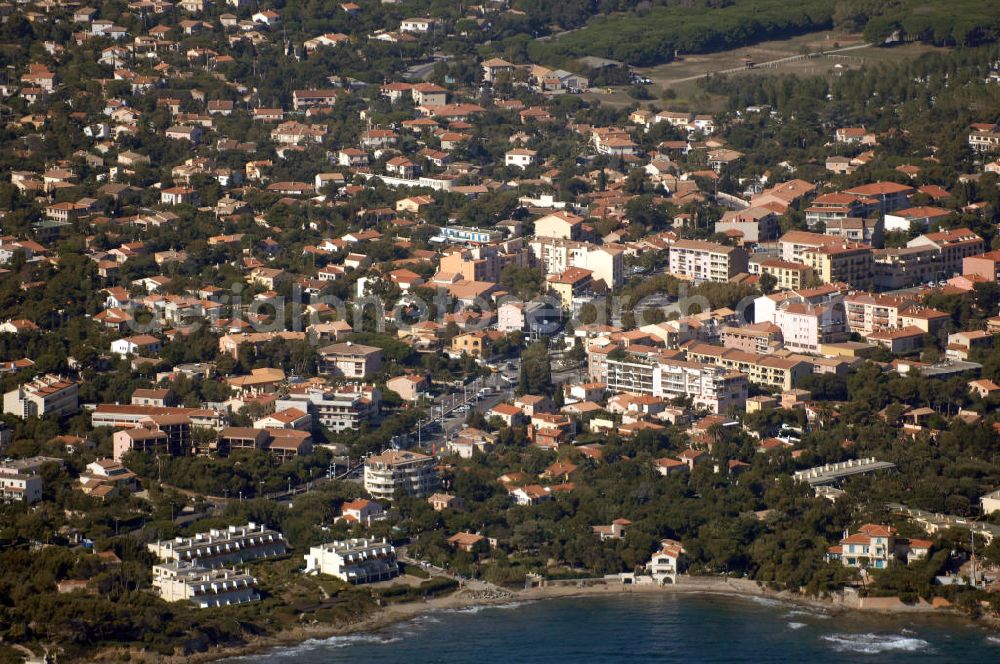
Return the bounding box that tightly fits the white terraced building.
[303,538,399,584]
[152,562,259,607]
[147,522,286,567]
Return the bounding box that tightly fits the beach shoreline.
[91,575,985,664]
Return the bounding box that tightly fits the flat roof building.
[793,458,896,486]
[148,522,286,567]
[152,562,259,608]
[363,450,439,501]
[303,538,399,584]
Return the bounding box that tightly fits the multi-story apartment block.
[873,245,941,289]
[303,538,399,584]
[667,240,748,283]
[801,242,874,289]
[0,471,42,504]
[276,384,380,432]
[152,562,259,607]
[547,267,594,309]
[843,292,912,335]
[824,217,880,244]
[772,302,845,354]
[437,245,504,283]
[3,374,79,419]
[750,258,815,291]
[683,343,812,391]
[148,523,286,567]
[719,323,783,354]
[91,404,226,430]
[291,88,341,111]
[804,193,866,228]
[713,206,779,242]
[437,226,504,245]
[601,351,747,414]
[528,238,624,289]
[0,457,53,504]
[778,231,851,264]
[842,292,948,337]
[842,182,913,214]
[907,228,985,277]
[363,450,439,501]
[962,249,1000,283]
[318,342,383,378]
[113,414,192,461]
[754,286,847,354]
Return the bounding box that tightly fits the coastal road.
[398,546,512,596]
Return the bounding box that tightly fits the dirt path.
[660,41,873,85]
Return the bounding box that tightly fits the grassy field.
[582,32,947,112]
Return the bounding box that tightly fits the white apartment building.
[3,374,79,419]
[364,450,439,501]
[0,459,45,504]
[276,384,380,432]
[528,238,624,289]
[842,292,916,335]
[148,523,287,567]
[152,562,259,607]
[668,240,748,283]
[753,295,846,355]
[317,342,383,378]
[778,231,845,264]
[602,353,747,414]
[303,538,399,584]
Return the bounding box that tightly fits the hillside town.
[3,0,1000,660]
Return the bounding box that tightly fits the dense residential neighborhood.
[2,0,1000,660]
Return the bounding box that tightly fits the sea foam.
[443,601,528,614]
[821,633,932,654]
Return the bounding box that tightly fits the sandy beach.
[88,574,976,663]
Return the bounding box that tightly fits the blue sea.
[229,594,1000,663]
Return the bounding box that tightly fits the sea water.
[229,593,1000,663]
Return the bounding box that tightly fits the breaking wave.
[821,633,932,654]
[443,601,529,614]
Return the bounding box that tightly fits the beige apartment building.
[363,450,439,501]
[3,374,79,419]
[318,342,383,378]
[668,240,748,283]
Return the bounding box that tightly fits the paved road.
[398,545,511,595]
